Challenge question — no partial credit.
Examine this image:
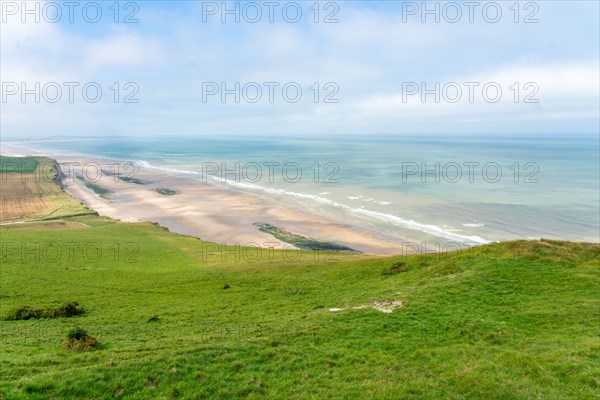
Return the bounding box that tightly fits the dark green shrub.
[5,306,42,320]
[148,316,160,322]
[67,327,88,340]
[64,327,99,351]
[54,302,85,317]
[381,262,408,275]
[3,302,85,320]
[223,283,230,289]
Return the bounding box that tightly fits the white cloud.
[1,1,598,136]
[81,29,165,72]
[350,62,600,120]
[1,1,164,81]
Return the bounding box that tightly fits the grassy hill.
[1,158,598,399]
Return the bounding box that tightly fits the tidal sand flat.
[7,135,598,247]
[56,155,410,255]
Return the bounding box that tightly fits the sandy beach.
[13,151,411,256]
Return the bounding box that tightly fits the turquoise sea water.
[6,135,599,245]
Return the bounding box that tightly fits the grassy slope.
[0,159,598,399]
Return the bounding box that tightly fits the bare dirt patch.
[329,300,404,314]
[369,300,404,313]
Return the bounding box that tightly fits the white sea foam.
[126,159,492,244]
[222,179,491,244]
[136,160,203,177]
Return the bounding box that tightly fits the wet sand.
[4,148,410,255]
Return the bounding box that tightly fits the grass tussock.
[63,327,99,352]
[3,302,85,321]
[381,261,408,275]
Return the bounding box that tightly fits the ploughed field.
[0,156,93,224]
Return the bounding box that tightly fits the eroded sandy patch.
[329,300,404,314]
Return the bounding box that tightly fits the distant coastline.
[2,150,411,255]
[2,135,598,246]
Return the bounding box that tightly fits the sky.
[1,0,599,137]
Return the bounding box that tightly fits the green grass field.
[1,158,598,399]
[0,156,39,174]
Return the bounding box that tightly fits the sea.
[5,134,599,246]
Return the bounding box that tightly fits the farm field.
[0,156,93,225]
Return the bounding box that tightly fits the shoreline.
[63,156,411,255]
[4,148,597,253]
[2,149,413,255]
